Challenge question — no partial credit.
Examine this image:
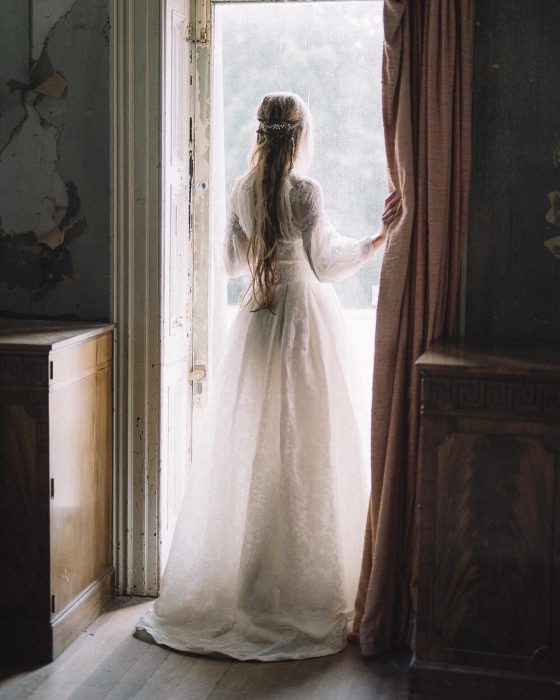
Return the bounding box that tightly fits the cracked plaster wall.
[0,0,110,320]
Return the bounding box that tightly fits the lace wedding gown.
[137,174,377,661]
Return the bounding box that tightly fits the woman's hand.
[372,190,401,251]
[382,189,400,227]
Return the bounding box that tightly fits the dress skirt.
[137,263,370,661]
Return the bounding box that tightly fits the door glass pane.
[211,0,385,395]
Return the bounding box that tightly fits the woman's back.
[136,91,382,662]
[233,172,318,243]
[226,172,377,285]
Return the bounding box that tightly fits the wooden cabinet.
[0,321,114,663]
[411,337,560,700]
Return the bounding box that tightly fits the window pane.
[212,1,385,380]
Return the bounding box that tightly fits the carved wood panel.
[432,432,554,666]
[414,340,560,697]
[421,374,560,419]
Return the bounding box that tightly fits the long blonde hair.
[244,93,311,311]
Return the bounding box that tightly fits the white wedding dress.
[137,174,376,661]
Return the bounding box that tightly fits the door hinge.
[50,360,54,380]
[50,478,55,499]
[186,23,209,44]
[51,594,56,614]
[186,0,210,45]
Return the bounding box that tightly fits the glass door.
[192,0,386,452]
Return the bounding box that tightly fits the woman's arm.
[294,178,382,282]
[223,188,251,278]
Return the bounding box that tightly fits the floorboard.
[0,597,410,700]
[105,644,171,700]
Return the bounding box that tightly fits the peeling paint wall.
[466,0,560,342]
[0,0,110,320]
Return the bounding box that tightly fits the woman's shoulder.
[289,173,322,193]
[289,174,323,208]
[231,173,251,195]
[229,173,253,210]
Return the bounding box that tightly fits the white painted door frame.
[111,0,204,596]
[111,0,163,595]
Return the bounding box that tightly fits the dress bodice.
[276,238,306,261]
[224,173,377,284]
[275,240,317,284]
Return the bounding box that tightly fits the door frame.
[110,0,469,597]
[111,0,163,595]
[111,0,207,596]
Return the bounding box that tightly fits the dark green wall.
[2,2,558,332]
[0,0,110,320]
[466,0,560,341]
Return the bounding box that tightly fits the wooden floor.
[0,597,410,700]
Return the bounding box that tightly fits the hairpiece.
[257,119,300,137]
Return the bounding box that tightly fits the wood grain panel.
[50,337,113,616]
[433,433,553,663]
[94,363,113,578]
[0,320,114,352]
[413,338,560,698]
[50,332,112,387]
[51,568,114,659]
[0,322,113,662]
[0,396,51,662]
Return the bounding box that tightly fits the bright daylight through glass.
[212,1,385,382]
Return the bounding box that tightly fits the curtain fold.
[353,0,474,657]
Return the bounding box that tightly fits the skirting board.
[52,568,115,659]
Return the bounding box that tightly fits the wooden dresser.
[411,337,560,700]
[0,320,114,663]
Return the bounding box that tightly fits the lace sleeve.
[292,177,376,282]
[223,183,250,278]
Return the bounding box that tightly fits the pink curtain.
[354,0,474,656]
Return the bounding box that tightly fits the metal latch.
[188,365,206,382]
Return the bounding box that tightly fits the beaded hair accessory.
[257,119,301,172]
[257,119,300,136]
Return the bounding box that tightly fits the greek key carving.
[421,376,453,412]
[456,380,485,410]
[421,374,560,419]
[0,355,48,387]
[484,382,513,410]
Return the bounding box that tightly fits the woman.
[137,92,394,661]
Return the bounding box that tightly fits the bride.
[137,92,393,661]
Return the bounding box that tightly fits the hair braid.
[243,93,310,311]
